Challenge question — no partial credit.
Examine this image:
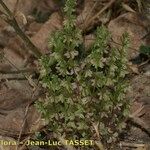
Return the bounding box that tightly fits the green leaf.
[140,44,150,56]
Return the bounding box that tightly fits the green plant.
[140,44,150,57]
[36,0,130,148]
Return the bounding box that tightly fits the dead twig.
[19,136,30,150]
[13,0,20,15]
[138,58,150,67]
[16,104,30,150]
[130,104,145,118]
[16,79,41,150]
[0,0,42,58]
[128,115,150,137]
[3,55,38,88]
[85,0,115,30]
[120,141,149,148]
[125,105,150,137]
[0,76,29,81]
[83,1,99,28]
[0,68,37,74]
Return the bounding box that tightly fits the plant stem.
[8,18,42,58]
[0,0,42,58]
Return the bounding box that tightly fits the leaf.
[140,45,150,57]
[85,70,92,77]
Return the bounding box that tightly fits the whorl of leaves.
[36,0,130,147]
